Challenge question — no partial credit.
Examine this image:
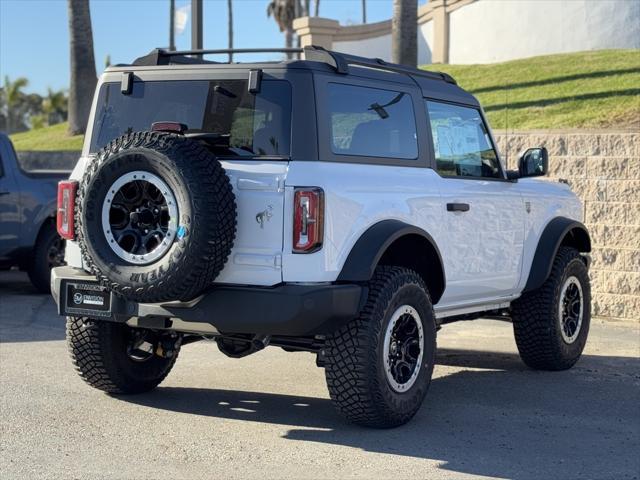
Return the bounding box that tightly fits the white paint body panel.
[65,158,583,311]
[283,161,583,311]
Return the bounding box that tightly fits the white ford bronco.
[52,47,592,428]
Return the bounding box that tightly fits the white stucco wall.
[448,0,640,64]
[333,19,433,64]
[418,19,434,65]
[333,33,393,62]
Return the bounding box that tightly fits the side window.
[328,83,418,159]
[426,100,502,179]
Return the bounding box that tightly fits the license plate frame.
[61,280,113,318]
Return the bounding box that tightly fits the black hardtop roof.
[112,46,477,106]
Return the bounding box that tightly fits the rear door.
[85,73,297,286]
[425,100,525,305]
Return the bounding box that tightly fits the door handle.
[446,202,470,212]
[0,191,10,196]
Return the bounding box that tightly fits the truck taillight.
[293,187,324,253]
[57,180,78,240]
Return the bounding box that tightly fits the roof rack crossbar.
[133,48,304,66]
[303,46,457,85]
[167,48,304,57]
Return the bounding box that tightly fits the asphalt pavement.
[1,270,639,480]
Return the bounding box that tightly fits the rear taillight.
[57,180,78,240]
[293,187,324,253]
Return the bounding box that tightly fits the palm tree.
[3,76,29,133]
[267,0,296,58]
[67,0,97,135]
[314,0,320,16]
[392,0,417,67]
[362,0,366,23]
[42,88,68,126]
[228,0,234,62]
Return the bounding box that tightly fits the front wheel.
[511,247,591,370]
[66,317,180,394]
[324,266,436,428]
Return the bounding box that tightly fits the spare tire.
[76,131,236,303]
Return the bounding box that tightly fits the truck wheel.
[27,222,65,293]
[76,131,236,303]
[66,316,179,394]
[324,266,436,428]
[512,247,591,371]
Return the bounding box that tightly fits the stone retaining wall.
[494,131,639,322]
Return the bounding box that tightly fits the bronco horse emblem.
[256,205,273,229]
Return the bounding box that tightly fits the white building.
[294,0,640,64]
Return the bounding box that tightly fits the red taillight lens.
[293,187,324,253]
[57,180,78,240]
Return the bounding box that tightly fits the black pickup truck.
[0,133,70,292]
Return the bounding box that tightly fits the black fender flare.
[523,217,591,293]
[337,219,445,284]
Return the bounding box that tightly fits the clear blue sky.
[0,0,427,95]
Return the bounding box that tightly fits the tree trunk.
[67,0,97,135]
[285,27,293,59]
[362,0,366,23]
[228,0,233,62]
[391,0,417,67]
[169,0,176,51]
[314,0,320,16]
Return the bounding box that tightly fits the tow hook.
[127,330,181,362]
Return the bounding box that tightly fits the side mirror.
[518,147,548,177]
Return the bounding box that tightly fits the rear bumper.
[51,266,365,336]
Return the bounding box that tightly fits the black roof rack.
[303,46,457,85]
[133,48,303,66]
[130,45,456,85]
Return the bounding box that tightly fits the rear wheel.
[66,316,180,394]
[512,247,591,370]
[324,266,436,428]
[27,222,65,293]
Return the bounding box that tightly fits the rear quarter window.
[327,83,418,160]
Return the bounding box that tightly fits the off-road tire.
[76,131,236,303]
[66,316,178,394]
[512,247,591,371]
[27,221,65,293]
[324,266,436,428]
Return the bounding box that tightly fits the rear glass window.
[327,83,418,160]
[90,79,291,157]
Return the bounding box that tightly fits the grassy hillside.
[10,122,84,151]
[422,49,640,130]
[9,50,639,151]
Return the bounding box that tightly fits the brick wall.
[494,130,639,322]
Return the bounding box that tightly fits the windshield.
[89,79,291,157]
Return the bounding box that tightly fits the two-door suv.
[52,46,591,428]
